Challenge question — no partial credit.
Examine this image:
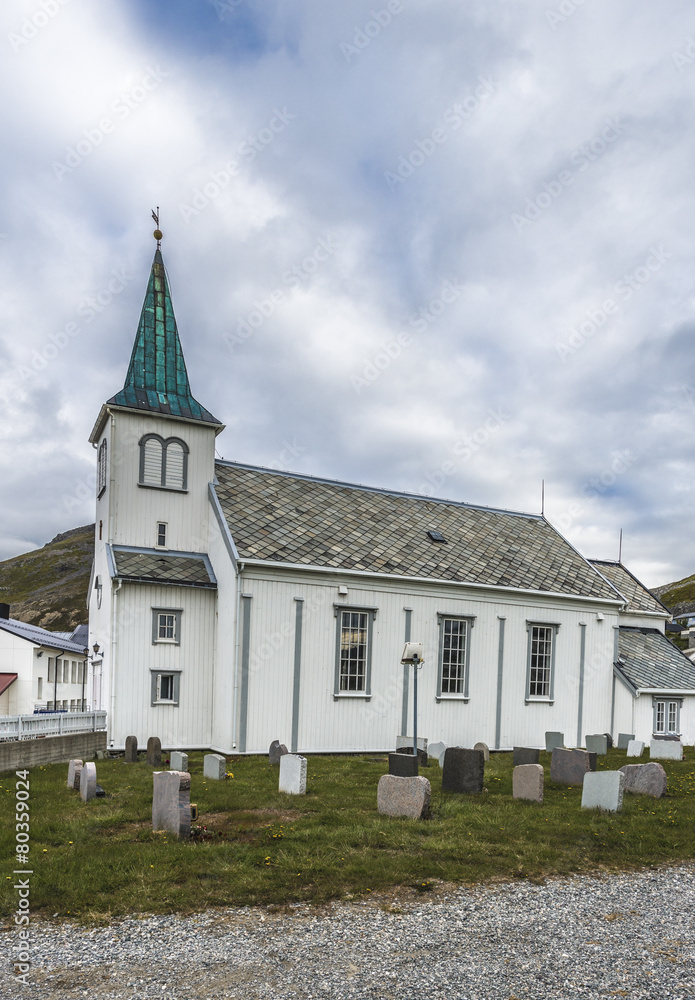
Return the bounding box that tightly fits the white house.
[87,242,695,752]
[0,606,88,716]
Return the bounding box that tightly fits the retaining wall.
[0,732,107,772]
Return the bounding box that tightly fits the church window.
[152,608,182,645]
[333,605,377,698]
[436,614,475,699]
[525,622,560,701]
[139,435,189,490]
[150,669,181,706]
[653,698,681,735]
[97,440,107,497]
[156,522,167,547]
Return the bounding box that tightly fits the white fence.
[0,711,107,742]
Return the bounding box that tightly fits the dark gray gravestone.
[513,747,540,766]
[585,734,608,755]
[617,733,635,750]
[269,740,289,765]
[395,746,428,766]
[587,752,597,772]
[550,747,591,786]
[95,784,106,798]
[146,736,162,767]
[441,747,484,794]
[125,736,138,763]
[604,733,614,749]
[388,752,418,777]
[619,762,667,798]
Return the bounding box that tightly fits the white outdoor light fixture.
[401,642,425,760]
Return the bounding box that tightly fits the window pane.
[668,702,678,733]
[442,618,466,693]
[165,442,185,489]
[529,626,552,697]
[158,614,176,640]
[143,438,163,485]
[655,701,665,733]
[340,611,367,691]
[157,523,167,546]
[159,675,174,700]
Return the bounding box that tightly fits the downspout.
[53,651,63,711]
[110,578,122,744]
[232,561,244,749]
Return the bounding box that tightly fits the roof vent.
[427,530,446,543]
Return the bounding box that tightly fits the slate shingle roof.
[214,463,621,600]
[590,560,666,614]
[0,618,88,654]
[616,626,695,691]
[111,547,216,588]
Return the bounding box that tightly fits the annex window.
[71,661,77,683]
[139,434,189,490]
[156,522,167,547]
[77,662,84,684]
[525,622,560,702]
[653,698,681,735]
[436,614,475,699]
[150,669,181,706]
[48,657,55,682]
[152,608,182,645]
[37,677,43,699]
[333,605,377,698]
[97,439,107,497]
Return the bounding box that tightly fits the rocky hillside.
[652,574,695,618]
[0,525,94,631]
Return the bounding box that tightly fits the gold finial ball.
[153,229,163,241]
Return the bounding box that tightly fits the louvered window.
[139,435,188,490]
[142,436,164,485]
[165,441,185,489]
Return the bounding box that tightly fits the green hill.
[0,525,94,631]
[652,574,695,618]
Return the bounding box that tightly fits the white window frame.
[156,522,168,548]
[436,613,475,700]
[152,608,182,645]
[150,669,181,706]
[525,621,560,703]
[97,439,107,498]
[333,605,377,699]
[138,434,189,491]
[652,697,682,736]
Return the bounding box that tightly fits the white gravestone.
[428,741,447,766]
[67,759,83,790]
[80,762,97,803]
[279,753,307,794]
[396,735,428,754]
[626,740,645,758]
[170,751,188,772]
[650,739,683,760]
[474,741,490,762]
[152,770,191,839]
[581,771,624,812]
[203,753,226,779]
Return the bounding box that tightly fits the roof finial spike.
[151,206,162,249]
[618,528,623,563]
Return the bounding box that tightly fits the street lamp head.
[401,641,424,664]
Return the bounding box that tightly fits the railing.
[0,711,107,742]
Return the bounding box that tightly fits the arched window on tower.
[139,434,188,490]
[97,440,107,497]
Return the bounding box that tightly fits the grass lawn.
[2,749,694,923]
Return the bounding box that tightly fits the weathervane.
[152,207,163,248]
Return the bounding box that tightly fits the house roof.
[106,249,222,427]
[616,626,695,692]
[0,673,17,695]
[0,618,88,655]
[213,462,622,600]
[109,545,217,588]
[589,560,667,614]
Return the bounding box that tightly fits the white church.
[87,241,695,753]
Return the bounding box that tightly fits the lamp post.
[401,642,424,759]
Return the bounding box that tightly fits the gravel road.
[2,865,694,999]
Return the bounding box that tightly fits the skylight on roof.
[427,530,446,543]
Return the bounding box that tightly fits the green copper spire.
[108,248,221,425]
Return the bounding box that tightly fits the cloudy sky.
[1,0,695,589]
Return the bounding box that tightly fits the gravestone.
[604,733,614,749]
[170,751,188,772]
[550,747,591,786]
[389,752,418,777]
[587,752,598,772]
[269,740,289,765]
[473,741,490,762]
[124,736,138,763]
[428,741,447,765]
[80,762,97,803]
[279,753,307,794]
[626,740,645,758]
[203,753,226,780]
[441,747,484,794]
[617,733,635,750]
[581,771,624,812]
[152,770,191,838]
[95,784,105,798]
[67,759,82,790]
[513,747,540,767]
[585,734,608,755]
[650,739,683,761]
[619,762,667,798]
[377,775,431,819]
[396,735,428,754]
[395,746,428,766]
[545,732,564,753]
[146,736,162,767]
[513,763,544,803]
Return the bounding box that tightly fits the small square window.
[156,522,167,547]
[150,670,181,706]
[152,608,182,645]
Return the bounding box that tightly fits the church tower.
[88,234,224,749]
